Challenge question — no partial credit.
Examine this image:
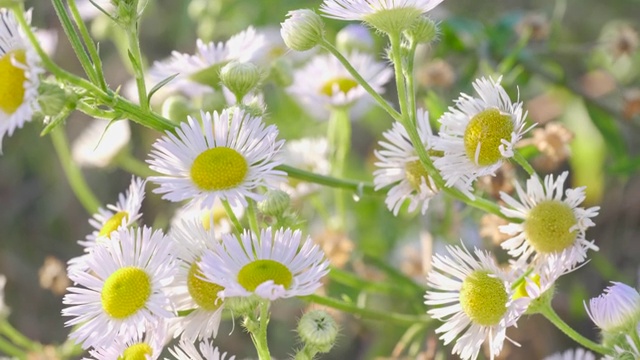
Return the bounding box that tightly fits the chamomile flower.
[432,77,529,197]
[168,339,235,360]
[86,324,167,360]
[167,219,225,341]
[288,51,392,121]
[543,348,596,360]
[0,9,44,153]
[320,0,444,34]
[424,244,528,360]
[148,27,266,97]
[147,109,285,209]
[585,282,640,333]
[71,119,131,168]
[200,228,329,301]
[373,109,438,216]
[498,171,600,268]
[62,227,177,349]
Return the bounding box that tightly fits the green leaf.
[40,107,73,136]
[147,73,179,103]
[584,103,628,162]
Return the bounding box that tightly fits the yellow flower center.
[0,50,27,114]
[463,108,514,166]
[320,77,358,96]
[405,160,430,191]
[187,262,224,311]
[118,343,153,360]
[513,274,541,300]
[237,259,293,292]
[190,147,248,191]
[98,211,129,238]
[101,266,151,319]
[459,270,508,326]
[200,207,227,231]
[524,200,577,254]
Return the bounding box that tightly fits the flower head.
[432,77,530,197]
[200,228,329,301]
[320,0,444,34]
[86,324,166,360]
[62,227,177,349]
[585,282,640,333]
[374,109,438,215]
[280,9,325,52]
[0,9,44,153]
[498,171,599,268]
[147,109,286,210]
[72,119,131,168]
[168,339,235,360]
[543,348,596,360]
[424,244,528,360]
[288,51,392,121]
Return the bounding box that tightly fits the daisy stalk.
[328,107,351,227]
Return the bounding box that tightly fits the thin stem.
[51,128,101,214]
[251,300,272,360]
[0,336,23,357]
[67,0,108,91]
[221,199,243,240]
[329,267,420,297]
[0,321,38,350]
[320,39,402,122]
[246,199,261,240]
[126,25,150,111]
[539,305,610,355]
[513,149,537,177]
[50,0,100,85]
[303,294,432,326]
[277,165,377,195]
[328,108,351,229]
[389,32,410,122]
[405,40,419,125]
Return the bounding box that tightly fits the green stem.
[51,129,101,214]
[251,300,272,360]
[116,153,158,178]
[320,39,402,122]
[328,108,351,229]
[126,24,150,111]
[405,40,418,125]
[221,199,243,240]
[0,321,38,351]
[277,165,377,195]
[303,294,432,326]
[0,336,24,358]
[329,267,420,297]
[538,304,610,355]
[67,0,108,91]
[389,32,411,122]
[50,0,100,85]
[247,199,261,240]
[513,150,537,177]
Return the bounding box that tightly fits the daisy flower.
[199,228,330,301]
[62,227,177,349]
[543,348,596,360]
[0,9,44,153]
[148,27,266,97]
[431,77,530,196]
[373,108,438,216]
[424,244,528,360]
[167,219,225,341]
[147,109,286,210]
[170,199,243,237]
[168,339,235,360]
[585,282,640,333]
[71,119,131,168]
[281,137,331,198]
[498,171,600,268]
[85,323,167,360]
[287,51,392,121]
[320,0,444,34]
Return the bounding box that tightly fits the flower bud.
[37,82,70,117]
[281,9,324,51]
[405,16,438,44]
[585,282,640,333]
[258,190,291,217]
[297,310,338,353]
[225,295,260,316]
[336,24,374,53]
[161,95,192,123]
[220,61,261,102]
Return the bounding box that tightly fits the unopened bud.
[258,190,291,217]
[225,295,260,316]
[281,9,324,52]
[162,95,192,123]
[297,310,338,353]
[405,16,438,44]
[220,61,261,101]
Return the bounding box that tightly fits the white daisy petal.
[168,339,235,360]
[320,0,443,22]
[543,348,597,360]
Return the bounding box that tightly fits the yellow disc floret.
[320,77,358,96]
[98,211,129,238]
[187,262,224,311]
[0,50,27,114]
[463,108,514,166]
[101,266,151,319]
[513,274,541,300]
[459,270,508,326]
[118,343,153,360]
[405,160,430,191]
[524,200,577,254]
[190,147,248,191]
[237,259,293,292]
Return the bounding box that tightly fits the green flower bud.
[297,310,338,353]
[225,295,260,316]
[220,61,261,102]
[281,9,324,52]
[37,82,73,117]
[161,95,192,123]
[258,190,291,217]
[405,16,438,44]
